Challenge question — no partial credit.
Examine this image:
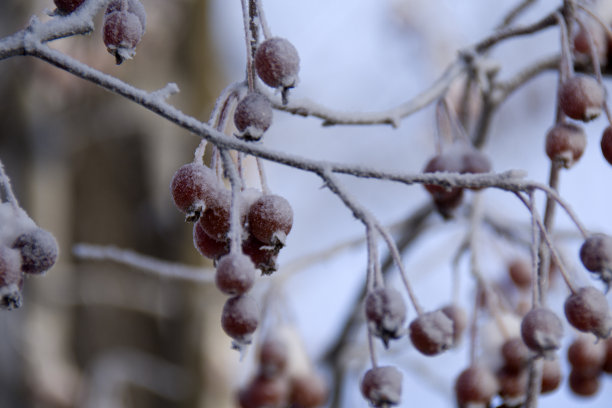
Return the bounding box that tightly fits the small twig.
[498,0,538,29]
[0,159,20,208]
[255,0,272,39]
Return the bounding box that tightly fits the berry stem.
[556,11,573,82]
[255,0,272,40]
[255,157,270,194]
[528,191,542,308]
[0,159,20,209]
[240,0,258,91]
[220,149,245,253]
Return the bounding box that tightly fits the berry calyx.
[360,365,403,407]
[520,307,563,355]
[215,252,257,295]
[234,92,273,141]
[103,0,146,64]
[365,287,407,347]
[564,286,612,339]
[255,37,300,90]
[409,310,454,356]
[544,122,587,168]
[558,75,606,122]
[12,228,58,275]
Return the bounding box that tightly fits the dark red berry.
[508,259,532,290]
[247,194,293,246]
[0,246,23,310]
[568,369,600,397]
[544,123,587,168]
[423,153,465,217]
[258,334,289,379]
[567,335,606,373]
[541,358,562,394]
[199,193,232,242]
[234,93,273,141]
[170,162,222,219]
[580,233,612,286]
[501,337,531,373]
[238,373,289,408]
[461,149,492,175]
[53,0,84,13]
[105,0,146,30]
[193,219,229,260]
[365,287,407,347]
[601,126,612,166]
[103,1,146,64]
[564,286,612,339]
[255,37,300,89]
[520,307,563,355]
[215,252,257,295]
[289,372,328,408]
[221,294,259,345]
[441,304,467,345]
[497,367,527,403]
[409,310,454,356]
[241,235,279,275]
[558,75,606,121]
[573,22,607,59]
[12,228,58,275]
[360,366,403,407]
[454,364,499,407]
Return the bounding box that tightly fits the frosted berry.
[221,294,259,345]
[365,287,407,347]
[601,126,612,166]
[170,162,222,219]
[423,153,465,217]
[255,37,300,89]
[0,246,23,310]
[558,75,606,121]
[53,0,84,13]
[193,219,229,260]
[567,335,606,373]
[12,228,58,275]
[564,286,612,339]
[199,193,232,241]
[454,364,499,407]
[461,149,492,175]
[234,93,273,141]
[409,310,454,356]
[241,235,279,274]
[508,259,532,290]
[258,334,289,379]
[520,307,563,355]
[568,369,600,397]
[289,372,328,408]
[360,365,403,407]
[441,304,467,344]
[544,123,587,168]
[103,1,146,64]
[247,194,293,246]
[501,337,530,373]
[541,358,562,393]
[579,233,612,286]
[238,374,289,408]
[215,252,257,295]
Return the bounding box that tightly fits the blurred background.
[1,0,612,407]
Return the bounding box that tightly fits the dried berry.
[215,252,257,295]
[409,310,454,356]
[360,365,403,407]
[564,286,612,339]
[365,287,407,347]
[234,92,273,141]
[558,75,606,121]
[454,364,499,407]
[0,246,23,310]
[544,122,587,168]
[53,0,84,13]
[289,372,328,408]
[255,37,300,90]
[520,307,563,355]
[247,194,293,246]
[221,294,259,345]
[12,228,58,275]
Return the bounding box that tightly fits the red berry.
[0,246,23,310]
[558,75,606,121]
[541,358,562,394]
[568,369,600,397]
[255,37,300,89]
[238,373,289,408]
[567,335,606,373]
[221,294,259,345]
[564,286,612,339]
[544,123,587,168]
[461,149,492,175]
[170,162,222,219]
[520,307,563,355]
[258,334,289,379]
[103,1,146,64]
[580,233,612,286]
[193,219,229,260]
[501,337,530,373]
[601,126,612,166]
[247,194,293,246]
[507,259,532,290]
[53,0,84,13]
[215,252,257,295]
[12,228,58,275]
[365,287,407,347]
[454,364,499,407]
[199,193,233,242]
[360,366,403,407]
[497,367,527,403]
[409,310,454,356]
[289,372,328,408]
[234,93,273,141]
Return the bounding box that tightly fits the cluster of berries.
[566,335,612,397]
[237,333,328,408]
[53,0,146,65]
[0,202,58,310]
